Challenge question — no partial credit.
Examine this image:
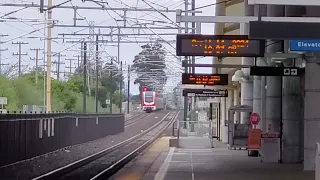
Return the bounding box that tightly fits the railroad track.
[124,113,152,127]
[32,111,180,180]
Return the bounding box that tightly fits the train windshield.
[144,92,154,103]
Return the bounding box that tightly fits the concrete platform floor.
[112,137,314,180]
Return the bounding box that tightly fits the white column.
[220,97,226,142]
[253,76,262,129]
[234,88,240,123]
[240,1,254,124]
[221,90,234,143]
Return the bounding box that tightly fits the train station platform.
[112,137,314,180]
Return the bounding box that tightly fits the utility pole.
[12,42,28,76]
[65,58,77,79]
[83,42,87,113]
[127,65,130,114]
[117,28,123,113]
[30,48,44,84]
[0,34,9,75]
[52,53,66,81]
[73,54,81,68]
[95,34,99,113]
[46,0,53,112]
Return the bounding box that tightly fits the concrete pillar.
[304,54,320,170]
[265,5,284,133]
[281,5,304,164]
[282,74,301,163]
[240,0,254,124]
[253,76,262,128]
[304,6,320,171]
[253,5,267,130]
[220,90,233,143]
[213,0,225,74]
[220,97,226,142]
[234,88,240,123]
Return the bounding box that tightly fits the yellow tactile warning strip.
[113,136,171,180]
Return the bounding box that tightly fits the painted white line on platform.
[153,147,175,180]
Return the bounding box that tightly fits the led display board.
[176,34,265,57]
[182,73,228,85]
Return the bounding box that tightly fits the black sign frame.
[250,66,302,76]
[176,34,265,57]
[182,73,228,85]
[183,89,228,97]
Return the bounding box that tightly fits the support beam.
[177,15,320,23]
[0,3,201,13]
[248,0,320,6]
[54,24,184,30]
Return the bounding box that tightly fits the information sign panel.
[182,73,228,85]
[182,89,228,97]
[105,99,110,105]
[176,34,265,57]
[290,40,320,51]
[0,97,7,105]
[260,133,281,163]
[250,66,301,76]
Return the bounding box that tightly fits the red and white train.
[142,88,164,113]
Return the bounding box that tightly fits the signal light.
[143,87,148,91]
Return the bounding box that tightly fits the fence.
[0,112,124,167]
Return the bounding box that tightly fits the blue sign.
[290,40,320,51]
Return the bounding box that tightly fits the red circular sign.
[250,112,260,125]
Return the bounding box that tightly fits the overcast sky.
[0,0,216,95]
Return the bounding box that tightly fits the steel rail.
[31,111,173,180]
[90,111,180,180]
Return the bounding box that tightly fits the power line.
[12,41,28,76]
[0,34,9,75]
[30,48,44,84]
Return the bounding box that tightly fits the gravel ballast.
[0,111,170,180]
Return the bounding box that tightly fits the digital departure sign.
[176,34,265,57]
[182,73,228,86]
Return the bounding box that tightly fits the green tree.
[132,42,167,94]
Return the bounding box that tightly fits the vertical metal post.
[95,35,99,113]
[83,42,87,113]
[127,65,130,114]
[46,0,53,112]
[110,70,113,114]
[183,0,189,129]
[35,49,39,84]
[118,28,122,113]
[18,43,21,76]
[57,53,60,80]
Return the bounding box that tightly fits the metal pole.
[18,43,21,76]
[83,42,87,113]
[57,53,60,80]
[127,65,130,114]
[46,0,53,112]
[118,28,122,113]
[110,70,113,114]
[95,35,99,113]
[183,1,189,129]
[35,49,39,84]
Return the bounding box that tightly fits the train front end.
[142,91,156,113]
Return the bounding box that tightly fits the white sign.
[0,97,7,105]
[260,133,281,163]
[105,99,110,105]
[187,93,195,97]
